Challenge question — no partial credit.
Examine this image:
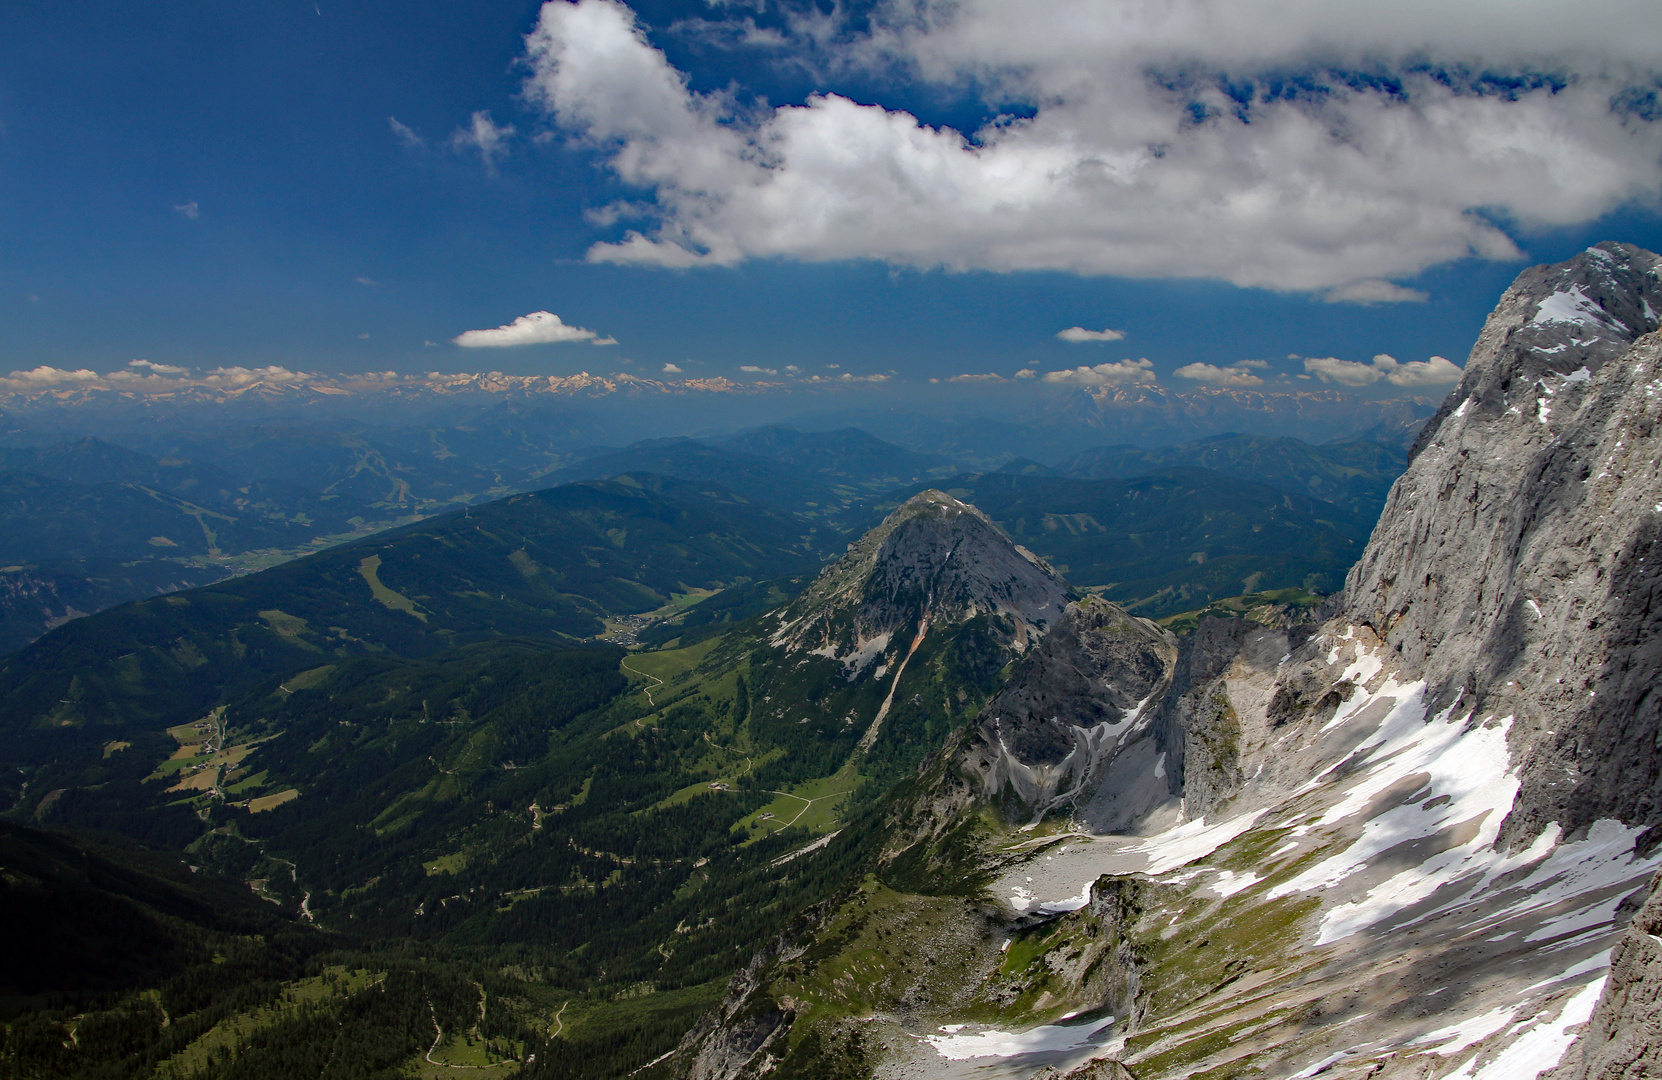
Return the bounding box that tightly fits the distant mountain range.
[0,417,1407,653]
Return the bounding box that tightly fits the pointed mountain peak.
[770,489,1070,670]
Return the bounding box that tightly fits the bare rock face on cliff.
[672,246,1662,1080]
[1348,241,1662,846]
[955,241,1662,1078]
[957,598,1177,824]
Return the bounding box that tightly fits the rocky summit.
[671,244,1662,1080]
[769,489,1072,675]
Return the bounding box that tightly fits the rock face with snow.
[672,245,1662,1080]
[1010,242,1662,1077]
[959,597,1178,822]
[1351,240,1662,845]
[1549,872,1662,1080]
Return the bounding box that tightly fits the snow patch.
[1134,809,1268,877]
[926,1014,1117,1060]
[1210,870,1261,898]
[1534,286,1618,330]
[1411,1005,1517,1056]
[1442,978,1604,1080]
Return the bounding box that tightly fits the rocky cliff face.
[675,245,1662,1080]
[958,597,1177,824]
[1348,241,1662,845]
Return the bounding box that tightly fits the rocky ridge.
[671,244,1662,1080]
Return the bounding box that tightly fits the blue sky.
[2,0,1660,396]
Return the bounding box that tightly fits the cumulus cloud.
[662,362,683,372]
[1381,354,1465,386]
[388,116,426,149]
[521,0,1662,296]
[1057,327,1126,343]
[128,359,189,375]
[591,335,619,345]
[949,372,1006,381]
[453,311,604,347]
[739,365,777,374]
[1041,358,1156,388]
[450,110,515,174]
[172,201,200,220]
[204,366,315,386]
[1173,362,1265,387]
[1304,353,1462,386]
[1013,368,1038,379]
[5,366,99,385]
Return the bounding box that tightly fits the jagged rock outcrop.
[683,245,1662,1080]
[1548,872,1662,1080]
[959,598,1177,820]
[1344,241,1662,845]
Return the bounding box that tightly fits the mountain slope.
[873,468,1368,616]
[671,243,1662,1080]
[548,427,955,521]
[0,487,1079,1080]
[0,475,827,746]
[1056,433,1406,520]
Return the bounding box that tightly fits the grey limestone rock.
[1342,242,1662,844]
[959,596,1177,821]
[1548,872,1662,1080]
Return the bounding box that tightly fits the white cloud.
[388,116,425,149]
[450,110,515,174]
[1237,359,1269,369]
[453,311,603,347]
[172,201,200,220]
[1013,368,1038,379]
[1303,352,1462,386]
[1041,358,1156,388]
[662,362,683,372]
[591,335,619,345]
[1322,280,1430,304]
[1173,362,1266,387]
[128,359,189,375]
[5,366,99,385]
[204,366,315,386]
[522,0,1662,295]
[949,372,1006,381]
[1057,326,1126,343]
[1384,354,1464,386]
[739,364,777,374]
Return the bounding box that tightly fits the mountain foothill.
[7,247,1662,1080]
